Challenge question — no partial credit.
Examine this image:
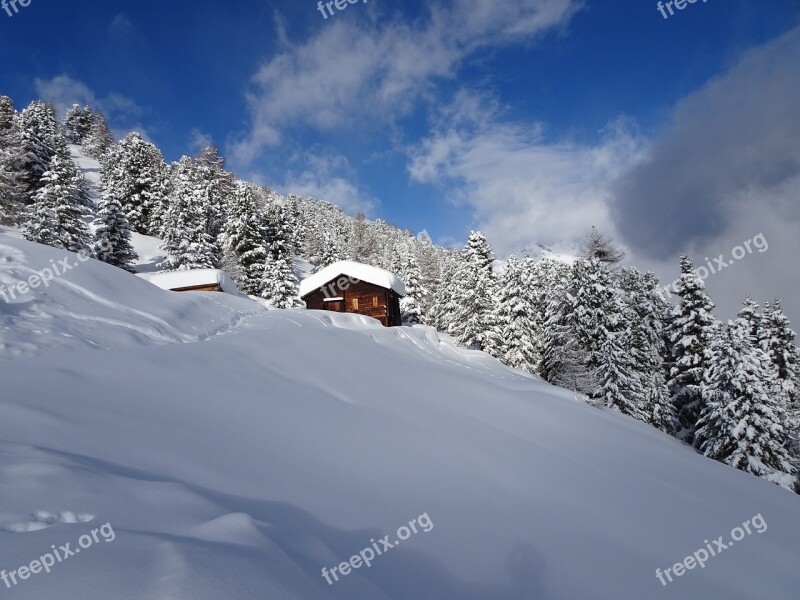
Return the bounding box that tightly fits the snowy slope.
[0,231,799,600]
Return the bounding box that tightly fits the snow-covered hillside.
[1,231,799,599]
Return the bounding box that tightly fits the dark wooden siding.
[302,277,403,327]
[172,284,222,292]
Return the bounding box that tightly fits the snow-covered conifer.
[666,255,718,443]
[496,256,538,373]
[82,112,114,160]
[63,105,95,145]
[22,153,92,253]
[0,95,26,224]
[101,132,170,236]
[696,318,796,490]
[223,181,269,295]
[161,156,220,270]
[93,195,137,271]
[450,231,501,356]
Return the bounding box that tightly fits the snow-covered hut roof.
[136,269,241,295]
[299,261,406,298]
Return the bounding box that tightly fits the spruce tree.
[222,181,269,295]
[450,231,501,356]
[535,259,572,380]
[22,153,92,253]
[93,195,138,271]
[429,252,463,334]
[618,268,678,433]
[760,300,799,405]
[313,233,341,272]
[195,146,233,245]
[666,255,718,443]
[82,112,114,160]
[496,256,538,374]
[63,105,95,145]
[261,201,300,308]
[696,318,796,490]
[101,132,170,236]
[18,100,59,203]
[161,156,220,270]
[398,247,426,325]
[595,330,647,421]
[0,95,26,224]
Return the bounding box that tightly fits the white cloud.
[276,150,377,216]
[33,75,147,141]
[188,129,215,153]
[230,0,582,164]
[408,92,643,255]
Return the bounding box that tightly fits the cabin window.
[373,296,378,307]
[352,298,359,310]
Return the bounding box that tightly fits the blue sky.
[2,0,800,319]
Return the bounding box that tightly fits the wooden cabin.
[299,261,405,327]
[136,269,241,295]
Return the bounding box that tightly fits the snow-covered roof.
[136,269,241,295]
[299,261,406,298]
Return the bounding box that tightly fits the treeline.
[0,95,797,492]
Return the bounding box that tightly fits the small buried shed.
[136,269,241,294]
[299,261,406,327]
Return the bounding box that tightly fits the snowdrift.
[0,231,799,599]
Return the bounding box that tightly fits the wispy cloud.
[408,91,643,255]
[33,75,148,141]
[277,149,377,216]
[230,0,582,164]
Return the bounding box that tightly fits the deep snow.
[0,231,799,599]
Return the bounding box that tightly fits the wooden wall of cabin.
[301,280,403,326]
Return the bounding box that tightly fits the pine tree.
[738,297,762,345]
[398,247,426,325]
[349,213,380,264]
[222,181,269,295]
[496,256,538,373]
[22,153,92,253]
[696,318,796,490]
[429,252,463,333]
[63,105,95,145]
[759,300,800,484]
[535,259,572,380]
[82,112,114,160]
[101,132,170,236]
[666,255,718,443]
[760,300,799,405]
[313,232,341,272]
[161,156,220,270]
[618,268,678,433]
[261,253,301,309]
[0,95,26,224]
[93,195,137,271]
[195,146,233,245]
[450,231,501,356]
[595,330,648,421]
[18,100,59,203]
[260,201,300,308]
